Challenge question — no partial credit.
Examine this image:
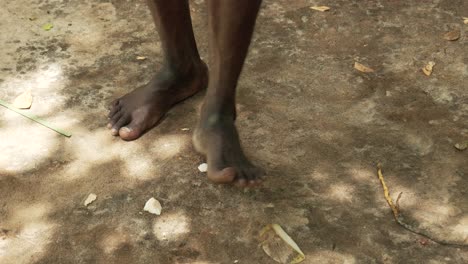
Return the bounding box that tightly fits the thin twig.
[376,164,467,248]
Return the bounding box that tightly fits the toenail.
[111,128,118,134]
[121,127,132,133]
[107,123,112,129]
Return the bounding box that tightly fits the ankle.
[200,104,236,126]
[162,59,207,82]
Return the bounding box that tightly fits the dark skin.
[108,0,263,187]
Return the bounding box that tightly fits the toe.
[110,111,123,124]
[111,115,130,136]
[207,167,236,184]
[119,125,143,141]
[235,177,248,187]
[245,167,263,187]
[108,103,121,118]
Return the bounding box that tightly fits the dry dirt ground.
[1,0,467,263]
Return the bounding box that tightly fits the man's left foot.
[193,112,263,187]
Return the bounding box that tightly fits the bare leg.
[193,0,263,187]
[108,0,207,140]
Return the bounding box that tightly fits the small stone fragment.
[354,62,374,73]
[144,197,162,215]
[198,163,208,172]
[181,128,190,131]
[136,56,147,60]
[454,142,468,151]
[463,17,468,25]
[422,61,435,76]
[12,91,33,109]
[443,29,460,41]
[84,193,97,206]
[310,6,330,12]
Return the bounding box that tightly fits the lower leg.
[108,0,207,140]
[194,0,263,186]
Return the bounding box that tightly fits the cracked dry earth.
[1,0,467,263]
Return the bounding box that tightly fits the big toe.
[119,125,143,141]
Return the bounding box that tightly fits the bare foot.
[108,63,207,140]
[193,113,263,187]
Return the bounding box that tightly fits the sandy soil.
[1,0,467,263]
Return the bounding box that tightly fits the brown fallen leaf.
[443,29,460,41]
[310,6,330,12]
[354,62,374,73]
[422,61,435,76]
[12,90,33,109]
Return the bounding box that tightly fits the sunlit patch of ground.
[0,203,56,264]
[153,211,190,241]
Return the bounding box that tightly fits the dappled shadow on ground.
[1,0,468,263]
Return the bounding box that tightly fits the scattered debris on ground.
[198,163,208,172]
[354,62,375,73]
[310,6,330,12]
[259,224,305,264]
[143,197,162,215]
[454,142,467,151]
[0,98,72,137]
[443,29,460,41]
[376,164,468,248]
[42,23,53,31]
[422,61,435,76]
[12,91,32,109]
[84,193,97,206]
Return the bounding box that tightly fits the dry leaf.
[260,224,305,264]
[12,91,33,109]
[422,61,435,76]
[136,56,147,60]
[354,62,374,73]
[42,23,53,31]
[144,197,162,215]
[84,193,97,206]
[198,163,208,172]
[443,29,460,41]
[310,6,330,12]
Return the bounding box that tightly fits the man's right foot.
[107,62,208,141]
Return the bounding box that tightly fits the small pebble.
[143,197,162,215]
[84,193,97,206]
[198,163,208,172]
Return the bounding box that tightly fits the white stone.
[84,193,97,206]
[144,197,162,215]
[198,163,208,172]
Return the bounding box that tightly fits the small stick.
[0,99,71,137]
[376,164,467,248]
